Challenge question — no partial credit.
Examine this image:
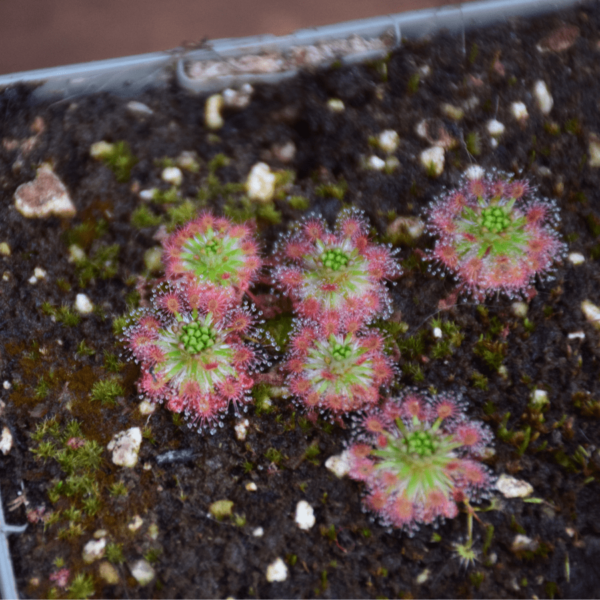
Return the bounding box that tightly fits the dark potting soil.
[3,3,600,598]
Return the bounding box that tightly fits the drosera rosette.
[124,282,268,433]
[273,208,402,322]
[347,390,494,534]
[426,173,566,300]
[284,313,395,416]
[163,212,261,295]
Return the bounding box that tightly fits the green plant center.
[203,238,220,256]
[180,322,217,354]
[321,248,349,271]
[480,206,511,234]
[331,342,352,361]
[405,430,436,456]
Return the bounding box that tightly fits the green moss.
[98,140,138,182]
[64,220,108,250]
[315,179,348,201]
[131,205,162,228]
[264,314,293,351]
[471,371,489,391]
[465,131,482,157]
[103,351,123,373]
[56,278,72,292]
[76,244,120,286]
[304,442,321,466]
[109,481,128,497]
[76,341,95,358]
[90,379,124,406]
[106,542,125,564]
[166,200,197,230]
[264,447,285,465]
[144,548,163,563]
[67,573,95,600]
[407,72,420,93]
[473,336,506,371]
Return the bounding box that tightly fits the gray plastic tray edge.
[0,0,585,100]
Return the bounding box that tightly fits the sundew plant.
[125,283,264,432]
[274,209,402,322]
[426,173,565,299]
[285,319,394,415]
[347,391,494,532]
[163,213,261,294]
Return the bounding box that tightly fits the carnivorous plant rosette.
[285,316,394,415]
[125,283,263,432]
[426,175,565,299]
[163,212,261,293]
[274,209,401,321]
[348,391,494,532]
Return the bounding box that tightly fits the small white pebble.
[582,299,600,329]
[245,482,257,492]
[272,141,296,163]
[441,103,464,120]
[130,559,155,586]
[385,156,400,172]
[511,101,529,121]
[68,244,85,263]
[143,462,152,471]
[35,267,48,280]
[568,331,585,340]
[138,400,156,416]
[530,389,549,408]
[144,247,163,273]
[0,242,10,256]
[487,119,505,137]
[416,568,430,585]
[139,188,156,201]
[565,527,576,538]
[325,450,351,478]
[93,529,108,539]
[82,537,106,563]
[534,80,553,114]
[511,301,528,318]
[234,418,250,441]
[589,135,600,168]
[512,535,539,553]
[161,167,182,186]
[569,252,585,265]
[463,96,480,111]
[127,101,153,115]
[0,427,13,455]
[367,155,386,171]
[327,98,345,112]
[496,474,534,498]
[205,94,224,130]
[107,427,142,468]
[89,141,114,159]
[266,557,288,582]
[222,87,252,109]
[464,165,485,180]
[75,293,94,314]
[28,275,37,284]
[420,146,445,177]
[128,515,144,532]
[433,327,442,339]
[2,272,10,282]
[295,500,316,531]
[3,381,11,390]
[246,162,276,203]
[253,527,264,537]
[378,129,400,154]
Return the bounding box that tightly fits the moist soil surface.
[2,3,600,599]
